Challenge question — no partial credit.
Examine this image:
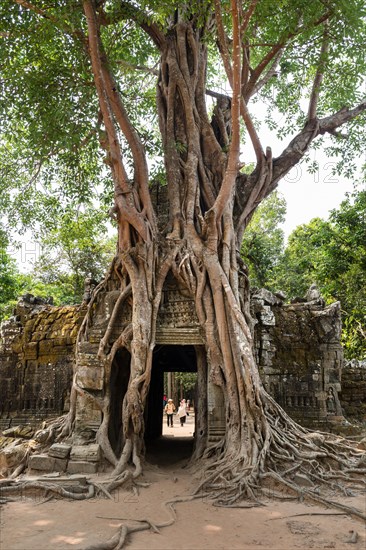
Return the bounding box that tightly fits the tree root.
[0,479,95,502]
[82,494,207,550]
[193,392,366,524]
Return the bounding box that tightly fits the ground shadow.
[145,434,194,467]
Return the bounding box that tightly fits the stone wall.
[0,288,361,432]
[252,288,344,429]
[0,295,85,429]
[340,360,366,422]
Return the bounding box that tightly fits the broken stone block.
[2,425,34,439]
[70,444,101,462]
[36,474,87,486]
[304,432,325,446]
[28,454,67,472]
[48,443,72,459]
[67,460,98,474]
[0,440,29,476]
[252,288,284,306]
[260,306,275,326]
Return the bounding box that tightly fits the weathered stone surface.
[304,432,325,446]
[0,295,86,424]
[36,474,87,486]
[292,473,315,487]
[28,454,67,472]
[67,460,98,474]
[259,306,276,326]
[0,281,362,439]
[2,425,34,439]
[70,444,101,462]
[77,365,104,390]
[253,289,344,429]
[340,361,366,423]
[252,288,284,306]
[0,440,29,475]
[48,443,72,459]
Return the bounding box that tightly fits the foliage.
[241,191,286,288]
[0,1,366,537]
[173,372,197,392]
[0,209,116,318]
[271,190,366,358]
[32,207,116,304]
[0,229,21,321]
[270,217,333,296]
[0,0,365,235]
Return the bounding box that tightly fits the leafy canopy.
[241,191,286,288]
[270,190,366,359]
[0,0,366,236]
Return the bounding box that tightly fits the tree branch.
[319,101,366,134]
[244,10,332,101]
[307,20,329,121]
[12,0,52,19]
[212,0,242,223]
[240,0,259,35]
[214,0,264,165]
[249,49,283,97]
[270,99,366,190]
[12,0,86,44]
[214,0,233,85]
[245,43,284,99]
[115,59,159,76]
[83,0,148,243]
[99,1,165,49]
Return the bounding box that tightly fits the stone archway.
[145,344,198,441]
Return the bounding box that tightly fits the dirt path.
[1,414,365,550]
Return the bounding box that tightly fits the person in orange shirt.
[164,398,176,427]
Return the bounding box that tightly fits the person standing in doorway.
[177,399,187,427]
[164,398,176,427]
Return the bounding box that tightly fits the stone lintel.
[156,328,204,345]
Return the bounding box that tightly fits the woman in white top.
[177,399,187,426]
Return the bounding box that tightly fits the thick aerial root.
[0,468,143,506]
[0,479,95,502]
[194,393,366,520]
[261,471,366,522]
[82,494,207,550]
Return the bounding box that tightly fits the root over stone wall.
[0,289,363,435]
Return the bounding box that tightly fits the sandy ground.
[1,412,366,550]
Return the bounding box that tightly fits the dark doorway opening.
[145,345,199,462]
[108,348,131,457]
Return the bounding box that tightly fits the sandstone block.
[2,425,34,439]
[28,454,67,472]
[0,440,28,475]
[24,342,38,359]
[260,306,275,326]
[70,444,101,462]
[252,288,283,306]
[77,365,104,390]
[38,340,54,355]
[48,443,72,459]
[67,460,98,474]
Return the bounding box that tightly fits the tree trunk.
[74,11,263,482]
[59,5,366,510]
